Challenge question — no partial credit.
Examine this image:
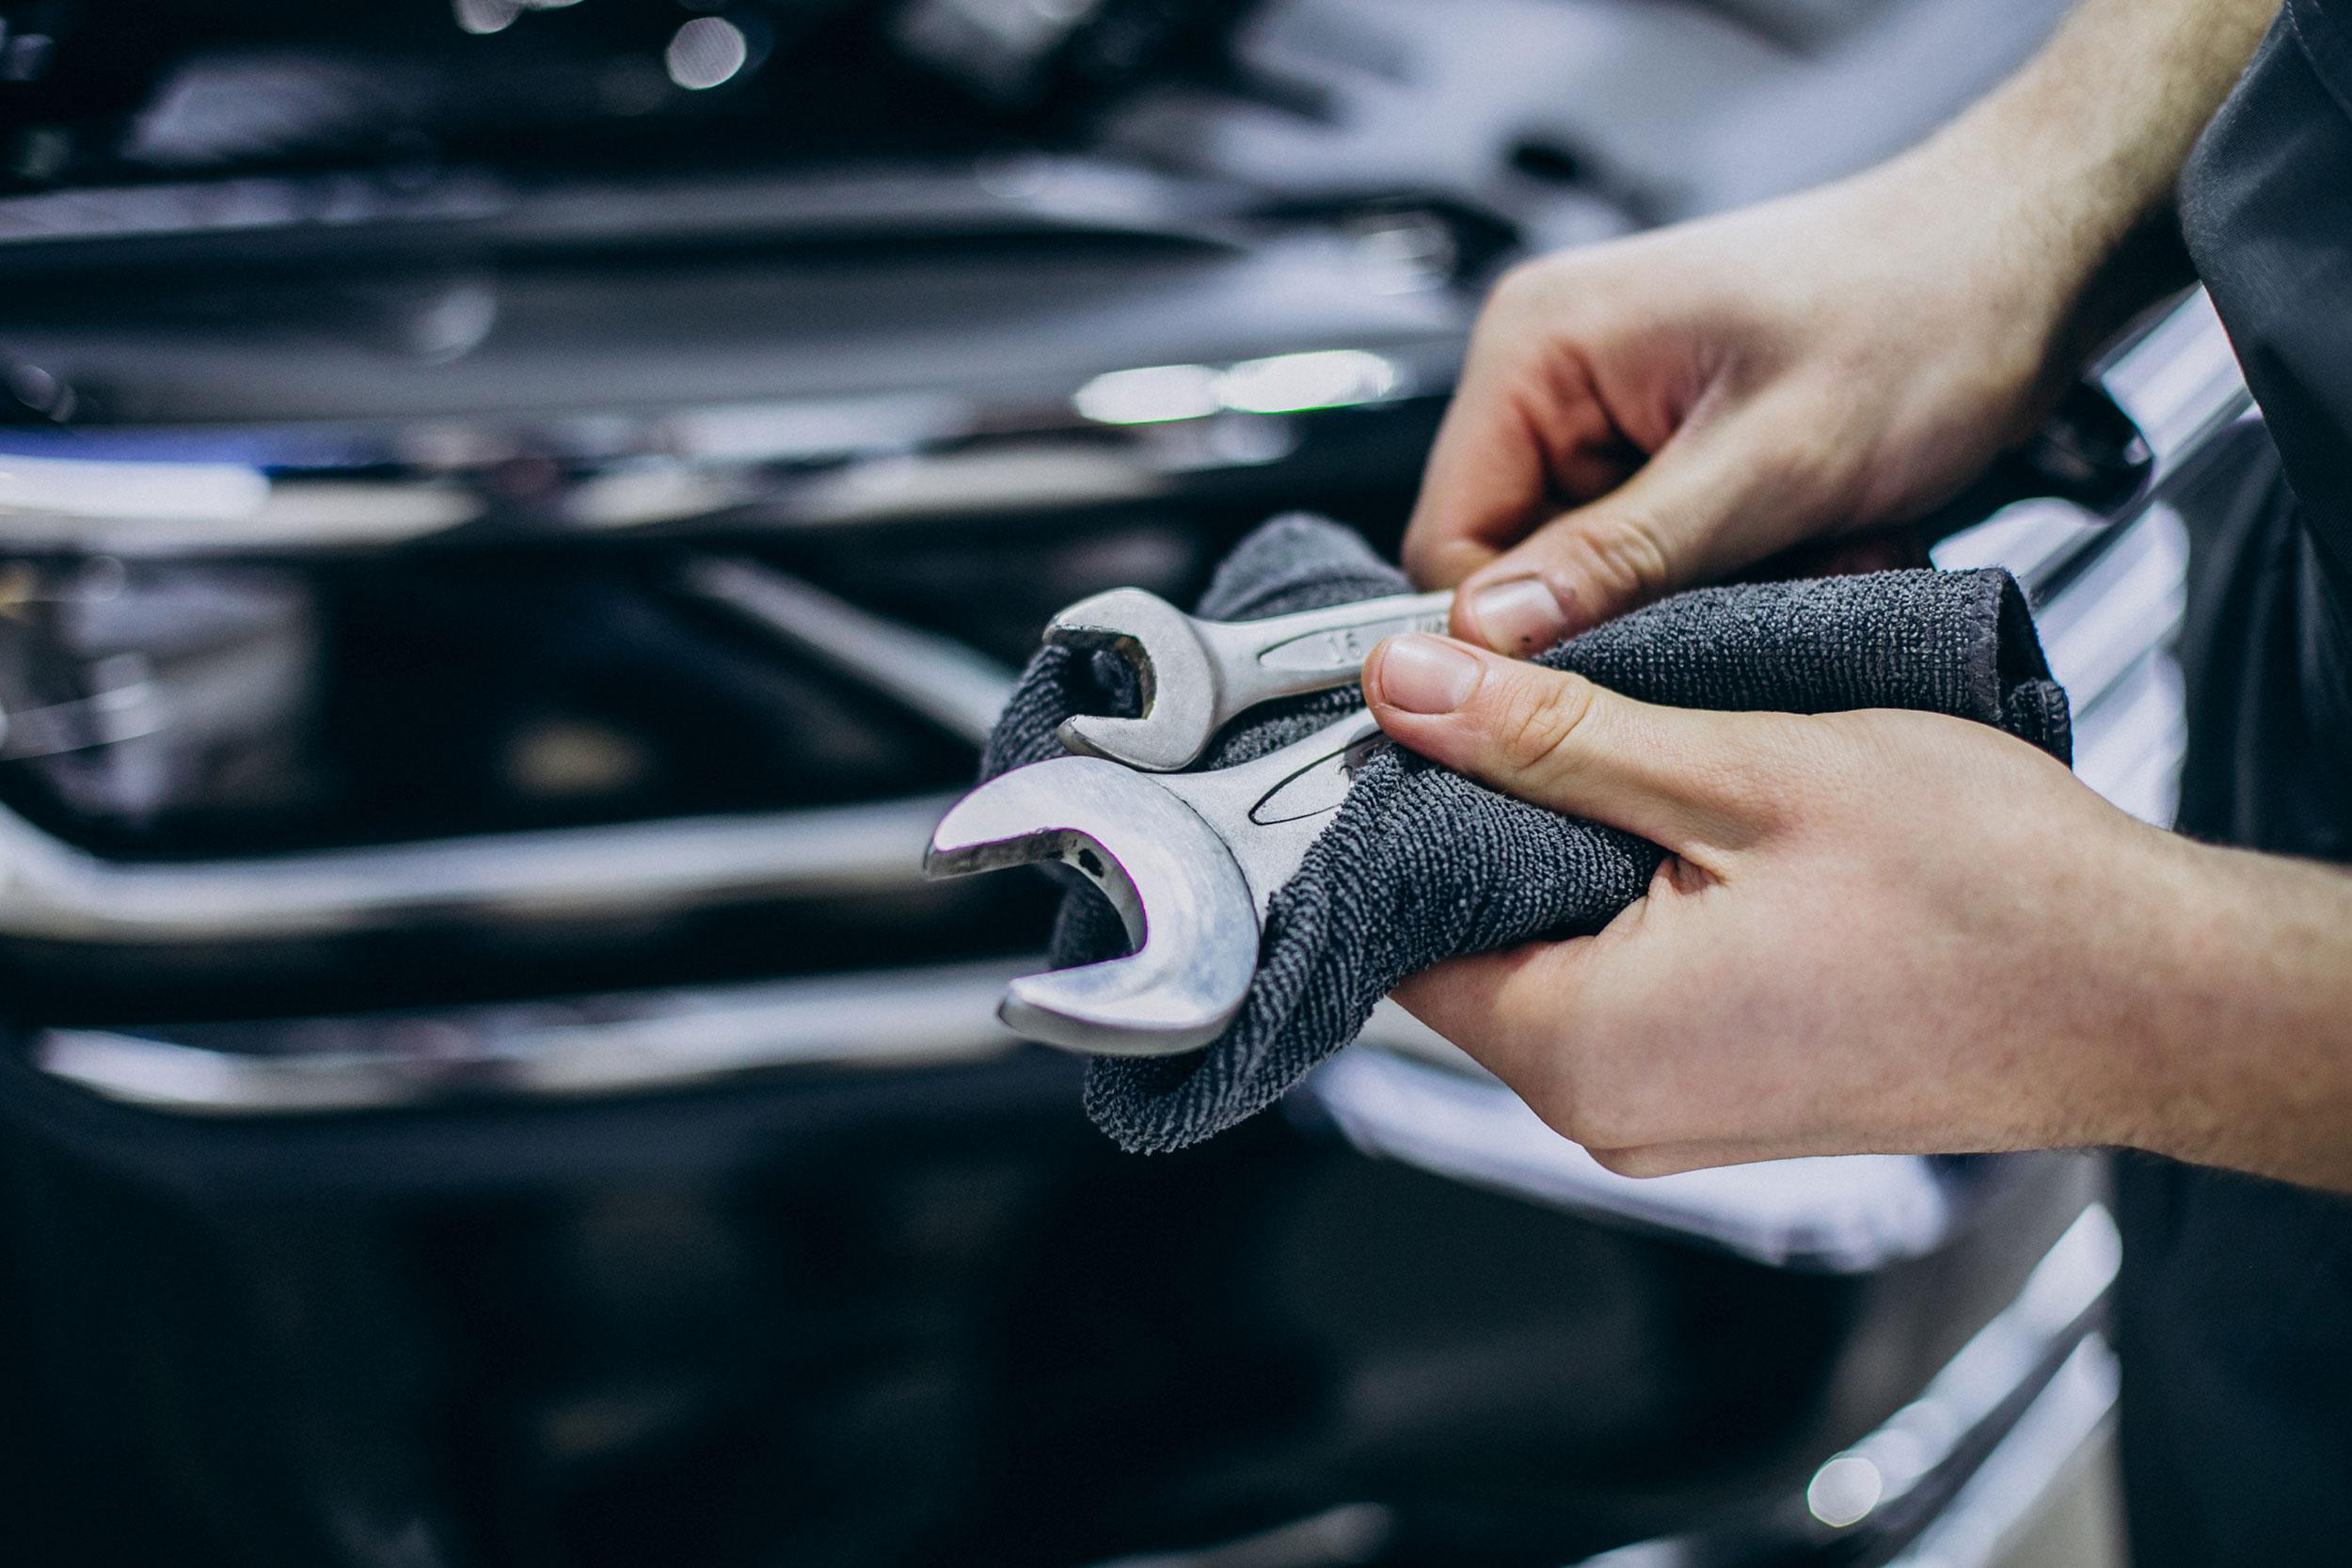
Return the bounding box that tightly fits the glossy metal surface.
[0,6,2149,1566]
[1935,291,2249,591]
[36,958,1032,1114]
[0,157,1468,558]
[927,756,1259,1054]
[0,788,946,942]
[926,709,1384,1053]
[1567,1205,2121,1566]
[680,555,1016,749]
[1051,580,1452,771]
[1310,1017,1976,1273]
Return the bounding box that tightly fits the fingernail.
[1375,634,1483,714]
[1469,577,1568,653]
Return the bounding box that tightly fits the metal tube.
[34,957,1034,1113]
[0,790,951,942]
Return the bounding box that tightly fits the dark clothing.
[2117,4,2352,1561]
[2175,0,2352,860]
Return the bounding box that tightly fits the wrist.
[1876,0,2279,401]
[2071,832,2352,1185]
[1863,136,2095,385]
[2049,825,2231,1157]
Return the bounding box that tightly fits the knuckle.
[1402,526,1484,592]
[1492,669,1602,781]
[1566,512,1677,608]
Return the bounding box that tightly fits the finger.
[1446,432,1751,651]
[1403,296,1637,591]
[1405,382,1631,589]
[1446,406,1786,653]
[1363,634,1786,855]
[1391,939,1596,1090]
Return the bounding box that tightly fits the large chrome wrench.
[923,708,1387,1055]
[1045,586,1450,771]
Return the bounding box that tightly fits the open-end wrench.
[923,708,1387,1055]
[1045,587,1450,771]
[1043,378,2157,773]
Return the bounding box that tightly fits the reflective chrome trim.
[0,790,950,942]
[2097,291,2254,479]
[2044,502,2192,825]
[1935,290,2249,589]
[0,156,1470,547]
[1307,1014,1967,1273]
[0,365,1452,553]
[0,450,270,522]
[0,158,1253,263]
[34,957,1035,1113]
[680,556,1015,749]
[1803,1204,2118,1533]
[1573,1205,2121,1565]
[2034,500,2189,710]
[1935,290,2245,829]
[1887,1338,2119,1568]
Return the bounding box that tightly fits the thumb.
[1446,406,1793,654]
[1363,633,1780,858]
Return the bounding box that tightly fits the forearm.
[2111,834,2352,1190]
[1878,0,2278,360]
[1872,0,2338,1181]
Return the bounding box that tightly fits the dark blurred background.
[0,2,2243,1563]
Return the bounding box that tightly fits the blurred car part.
[0,2,2213,1565]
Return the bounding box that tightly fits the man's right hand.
[1358,629,2352,1194]
[1406,160,2083,652]
[1408,0,2283,652]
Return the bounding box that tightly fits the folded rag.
[983,515,2072,1154]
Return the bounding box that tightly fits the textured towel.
[983,515,2072,1153]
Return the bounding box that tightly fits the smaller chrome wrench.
[924,708,1387,1055]
[1045,586,1450,771]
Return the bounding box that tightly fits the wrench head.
[1044,588,1220,772]
[922,755,1260,1056]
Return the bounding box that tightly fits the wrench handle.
[1206,590,1454,721]
[1171,708,1388,911]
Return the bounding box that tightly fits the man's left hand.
[1361,631,2192,1177]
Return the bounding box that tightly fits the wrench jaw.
[1044,588,1221,773]
[1000,958,1246,1058]
[922,757,1261,1057]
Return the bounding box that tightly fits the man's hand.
[1361,633,2352,1190]
[1406,169,2071,652]
[1406,0,2280,654]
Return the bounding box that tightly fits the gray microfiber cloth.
[983,515,2072,1153]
